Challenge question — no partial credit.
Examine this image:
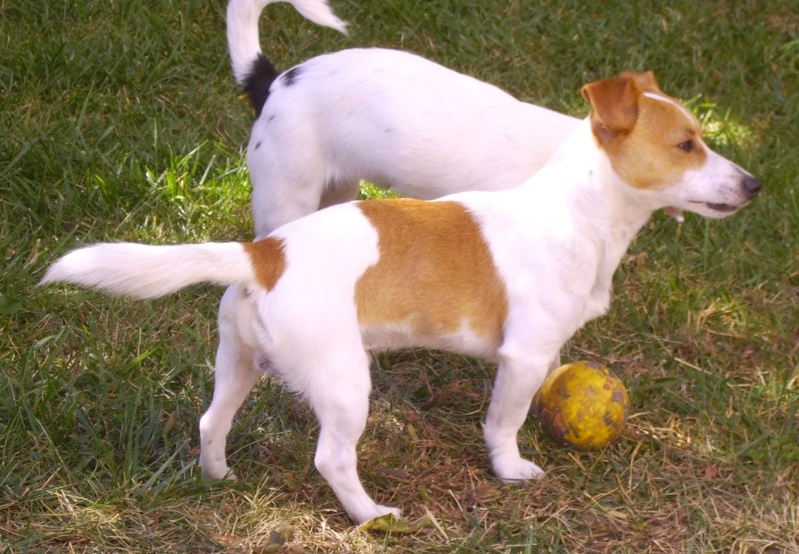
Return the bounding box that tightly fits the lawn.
[1,0,798,552]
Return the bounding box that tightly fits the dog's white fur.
[227,0,582,238]
[41,72,760,524]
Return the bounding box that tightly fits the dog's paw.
[377,505,402,518]
[493,457,546,482]
[358,508,412,532]
[199,460,236,481]
[352,504,402,525]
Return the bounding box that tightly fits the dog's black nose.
[743,175,762,197]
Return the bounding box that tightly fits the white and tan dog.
[41,72,760,524]
[227,0,582,237]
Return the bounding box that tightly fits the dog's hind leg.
[251,171,325,238]
[318,180,361,210]
[199,289,260,480]
[305,347,400,524]
[249,112,348,237]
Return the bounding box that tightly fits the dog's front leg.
[484,349,553,481]
[548,352,561,374]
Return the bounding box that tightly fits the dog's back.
[226,0,581,237]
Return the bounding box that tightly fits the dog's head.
[581,71,760,218]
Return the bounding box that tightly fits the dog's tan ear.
[619,70,659,93]
[581,75,642,144]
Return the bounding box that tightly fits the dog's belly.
[360,321,500,360]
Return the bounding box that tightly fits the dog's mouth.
[689,201,742,214]
[705,202,740,213]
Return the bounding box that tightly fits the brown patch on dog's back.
[243,237,286,291]
[356,199,507,344]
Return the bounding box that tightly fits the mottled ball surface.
[535,361,629,450]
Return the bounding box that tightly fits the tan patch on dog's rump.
[355,199,508,343]
[243,237,286,291]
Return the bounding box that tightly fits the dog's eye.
[678,140,695,152]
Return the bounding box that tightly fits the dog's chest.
[579,215,646,326]
[583,261,614,324]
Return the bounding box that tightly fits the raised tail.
[39,242,259,299]
[227,0,348,115]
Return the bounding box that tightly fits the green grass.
[2,0,798,551]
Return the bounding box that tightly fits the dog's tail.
[39,242,265,299]
[227,0,348,116]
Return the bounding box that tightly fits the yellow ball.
[534,361,629,450]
